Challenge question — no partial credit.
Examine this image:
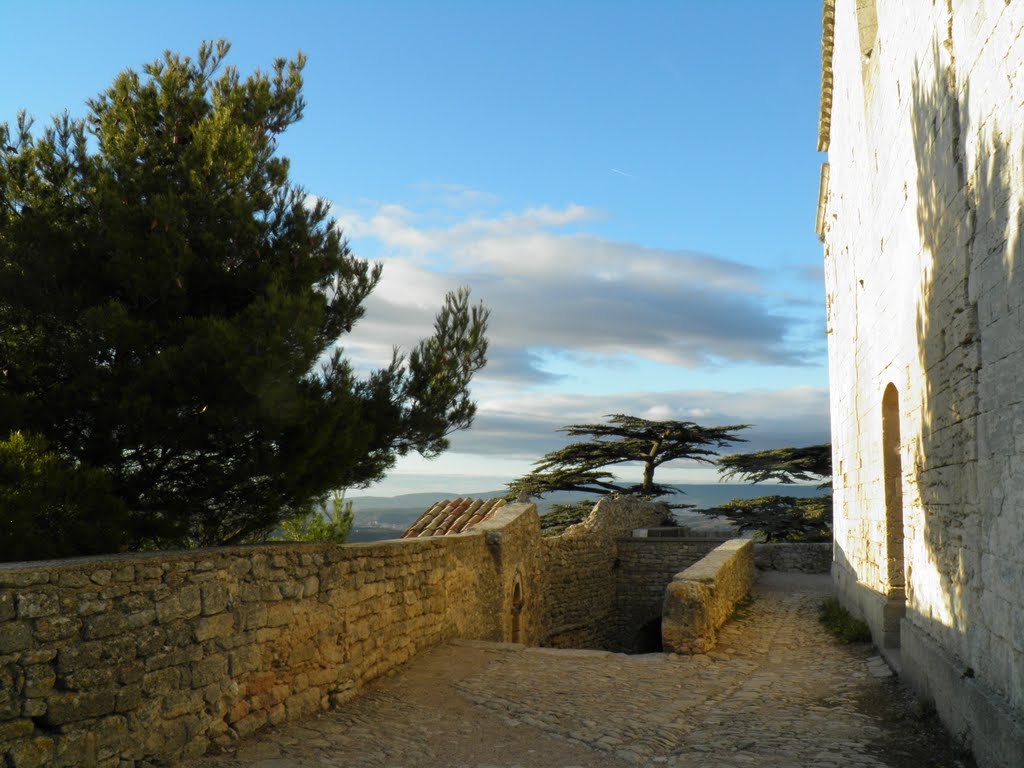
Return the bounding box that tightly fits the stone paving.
[187,572,973,768]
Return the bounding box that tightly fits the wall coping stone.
[661,539,754,654]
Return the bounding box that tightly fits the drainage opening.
[631,617,663,654]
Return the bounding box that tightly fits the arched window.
[881,384,905,598]
[510,579,524,643]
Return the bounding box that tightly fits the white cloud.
[359,385,831,495]
[324,194,829,496]
[449,386,830,460]
[334,200,819,376]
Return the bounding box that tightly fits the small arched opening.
[632,617,663,654]
[510,578,524,644]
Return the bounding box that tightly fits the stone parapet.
[539,498,680,651]
[611,538,721,652]
[661,539,754,654]
[753,542,832,573]
[0,504,541,767]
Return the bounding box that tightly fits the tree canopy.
[0,41,489,558]
[508,414,749,500]
[699,443,833,542]
[717,443,832,486]
[699,495,833,543]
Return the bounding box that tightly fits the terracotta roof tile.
[402,497,507,538]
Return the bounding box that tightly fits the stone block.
[238,604,268,630]
[84,612,127,640]
[42,690,116,725]
[155,585,201,624]
[60,665,115,691]
[34,616,81,643]
[0,622,32,654]
[266,602,294,628]
[142,666,185,696]
[74,593,112,617]
[190,656,227,689]
[20,697,45,717]
[228,645,261,677]
[144,644,201,673]
[194,613,235,642]
[284,687,321,720]
[7,736,54,768]
[161,689,203,718]
[0,572,49,588]
[114,685,142,714]
[57,637,135,678]
[0,663,25,717]
[22,664,55,698]
[201,583,231,616]
[0,718,34,741]
[17,649,55,665]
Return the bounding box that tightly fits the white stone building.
[818,1,1024,765]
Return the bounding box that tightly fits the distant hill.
[346,484,828,528]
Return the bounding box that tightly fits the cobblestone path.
[188,573,973,768]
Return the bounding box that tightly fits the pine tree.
[508,414,748,500]
[0,41,489,555]
[716,443,832,486]
[699,443,833,541]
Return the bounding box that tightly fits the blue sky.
[2,1,829,494]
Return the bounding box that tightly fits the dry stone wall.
[661,539,754,654]
[612,539,721,651]
[539,496,670,650]
[753,543,832,574]
[0,504,541,767]
[0,495,719,766]
[821,1,1024,764]
[540,535,617,649]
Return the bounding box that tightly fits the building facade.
[819,1,1024,765]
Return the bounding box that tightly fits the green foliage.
[0,431,132,561]
[717,443,832,488]
[700,443,834,542]
[701,494,832,542]
[819,597,872,644]
[538,501,594,537]
[508,414,748,501]
[276,492,353,544]
[0,42,488,554]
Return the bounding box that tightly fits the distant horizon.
[347,479,824,500]
[1,3,829,498]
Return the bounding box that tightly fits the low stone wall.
[540,497,671,650]
[540,536,616,649]
[612,539,722,651]
[753,542,832,573]
[0,504,541,767]
[661,539,754,654]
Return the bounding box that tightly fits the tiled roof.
[818,0,835,152]
[401,497,507,538]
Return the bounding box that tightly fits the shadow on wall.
[911,38,1022,662]
[906,36,1024,763]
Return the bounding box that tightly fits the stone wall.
[539,496,671,650]
[753,543,832,574]
[612,539,722,651]
[0,504,542,767]
[0,494,723,765]
[661,539,754,655]
[820,2,1024,764]
[540,535,617,649]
